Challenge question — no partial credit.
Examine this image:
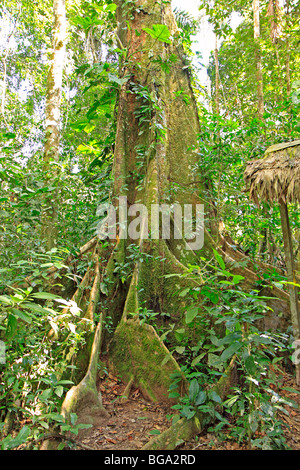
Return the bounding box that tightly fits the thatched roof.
[244,139,300,205]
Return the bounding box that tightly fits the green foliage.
[166,252,295,449]
[0,281,87,448]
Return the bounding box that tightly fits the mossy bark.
[61,318,108,426]
[109,318,187,402]
[105,0,212,401]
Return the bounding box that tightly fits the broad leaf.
[185,306,199,324]
[32,292,61,300]
[143,24,172,43]
[189,378,200,402]
[220,342,243,361]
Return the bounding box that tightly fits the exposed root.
[61,316,108,426]
[142,358,237,450]
[84,257,101,324]
[40,316,108,450]
[109,318,187,403]
[120,375,134,404]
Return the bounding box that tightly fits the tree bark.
[214,35,220,116]
[253,0,264,120]
[284,0,291,120]
[279,200,300,385]
[41,0,67,250]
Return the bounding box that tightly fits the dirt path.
[78,368,300,451]
[81,373,173,450]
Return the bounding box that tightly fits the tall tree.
[253,0,264,120]
[41,0,67,250]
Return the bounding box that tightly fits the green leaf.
[70,413,78,426]
[189,379,200,402]
[39,421,49,429]
[149,429,161,435]
[175,346,185,354]
[201,287,219,304]
[219,332,242,345]
[6,314,17,338]
[213,248,226,270]
[207,353,222,369]
[195,390,207,406]
[55,386,64,397]
[32,292,61,300]
[249,412,258,433]
[44,413,64,422]
[104,3,117,13]
[245,355,256,375]
[181,406,196,420]
[76,424,93,430]
[107,73,128,85]
[39,388,52,402]
[185,306,199,324]
[22,303,51,314]
[11,308,32,324]
[282,387,300,395]
[0,295,13,305]
[232,275,244,284]
[208,390,222,403]
[191,352,206,367]
[83,123,96,133]
[143,24,172,43]
[179,287,190,297]
[220,342,243,362]
[223,395,239,408]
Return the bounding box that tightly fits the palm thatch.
[244,140,300,205]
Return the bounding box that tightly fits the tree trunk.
[214,34,220,116]
[284,0,291,120]
[253,0,264,120]
[41,0,66,251]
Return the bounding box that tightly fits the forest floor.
[77,365,300,451]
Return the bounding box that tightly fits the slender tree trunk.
[285,0,291,125]
[214,34,220,116]
[1,6,20,126]
[41,0,66,250]
[266,0,283,101]
[253,0,264,120]
[279,200,300,385]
